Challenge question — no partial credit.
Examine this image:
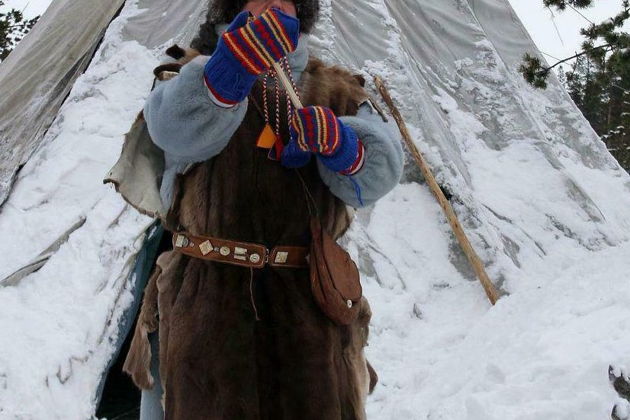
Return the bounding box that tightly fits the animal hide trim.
[122,253,164,389]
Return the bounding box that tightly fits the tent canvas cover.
[1,0,630,418]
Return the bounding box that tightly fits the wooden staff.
[272,62,303,108]
[374,76,500,305]
[272,62,499,304]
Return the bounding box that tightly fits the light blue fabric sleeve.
[317,103,404,208]
[143,54,248,206]
[143,55,247,164]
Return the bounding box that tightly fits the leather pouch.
[309,217,362,325]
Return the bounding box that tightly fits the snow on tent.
[1,0,630,418]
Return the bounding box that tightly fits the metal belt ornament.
[173,232,309,269]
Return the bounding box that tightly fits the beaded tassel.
[259,60,302,159]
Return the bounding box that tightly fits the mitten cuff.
[340,140,365,175]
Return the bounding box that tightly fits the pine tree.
[520,0,630,89]
[560,50,630,170]
[521,0,630,172]
[601,50,630,169]
[0,1,39,62]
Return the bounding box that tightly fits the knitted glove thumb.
[226,9,251,32]
[280,138,312,168]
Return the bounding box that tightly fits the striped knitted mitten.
[281,106,365,174]
[204,8,300,106]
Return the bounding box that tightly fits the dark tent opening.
[96,227,171,420]
[96,331,141,420]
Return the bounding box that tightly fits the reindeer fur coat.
[122,35,403,420]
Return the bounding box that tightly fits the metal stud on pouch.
[347,300,353,309]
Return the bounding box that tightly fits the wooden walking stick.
[373,76,500,305]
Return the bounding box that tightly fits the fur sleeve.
[143,55,247,164]
[317,103,404,208]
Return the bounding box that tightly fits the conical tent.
[1,0,629,418]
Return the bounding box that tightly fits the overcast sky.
[3,0,627,68]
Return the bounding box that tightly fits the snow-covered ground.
[0,0,629,419]
[357,185,630,419]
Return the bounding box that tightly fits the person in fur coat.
[122,0,404,419]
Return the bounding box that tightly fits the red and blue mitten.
[204,8,300,107]
[281,106,365,175]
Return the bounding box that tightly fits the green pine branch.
[0,0,39,61]
[520,0,630,89]
[521,0,630,172]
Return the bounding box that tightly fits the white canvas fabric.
[1,0,630,418]
[0,0,125,205]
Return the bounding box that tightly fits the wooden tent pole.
[374,76,500,305]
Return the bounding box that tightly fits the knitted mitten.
[204,8,300,106]
[282,106,365,174]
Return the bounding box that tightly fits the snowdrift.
[1,0,629,418]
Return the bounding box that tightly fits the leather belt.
[172,232,309,269]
